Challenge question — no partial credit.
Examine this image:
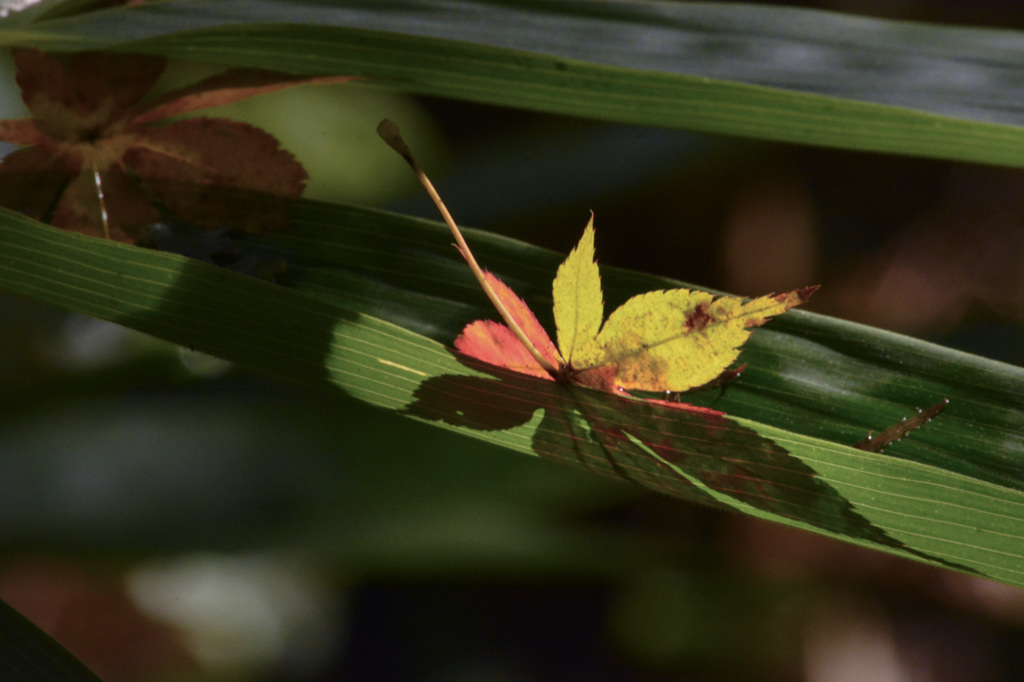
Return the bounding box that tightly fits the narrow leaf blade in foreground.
[1,208,1023,586]
[0,598,103,682]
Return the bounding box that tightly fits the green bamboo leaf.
[1,205,1022,586]
[4,1,1024,166]
[258,201,1024,491]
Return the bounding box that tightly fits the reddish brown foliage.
[0,49,355,242]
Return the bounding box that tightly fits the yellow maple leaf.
[552,218,816,393]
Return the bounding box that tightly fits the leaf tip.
[775,285,820,306]
[796,284,820,302]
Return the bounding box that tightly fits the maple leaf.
[455,216,816,397]
[553,218,817,394]
[0,49,356,243]
[378,118,815,405]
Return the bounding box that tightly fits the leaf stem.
[377,119,560,375]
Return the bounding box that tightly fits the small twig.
[377,119,560,375]
[855,399,949,453]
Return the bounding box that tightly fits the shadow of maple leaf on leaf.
[406,352,974,574]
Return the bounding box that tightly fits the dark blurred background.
[2,1,1024,681]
